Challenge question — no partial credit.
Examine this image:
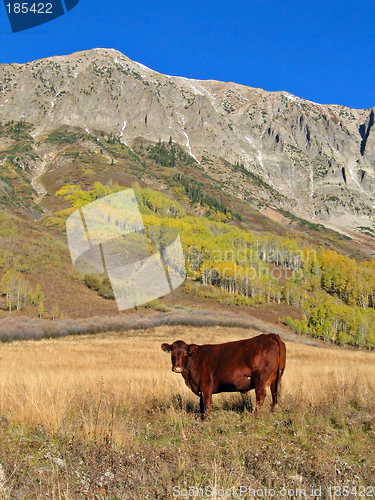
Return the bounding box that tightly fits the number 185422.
[328,486,374,497]
[6,3,52,14]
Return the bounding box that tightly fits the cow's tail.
[271,334,286,398]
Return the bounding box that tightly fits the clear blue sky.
[0,0,374,109]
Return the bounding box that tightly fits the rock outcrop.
[1,48,375,233]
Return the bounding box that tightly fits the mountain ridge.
[1,48,375,239]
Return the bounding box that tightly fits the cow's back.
[189,334,280,393]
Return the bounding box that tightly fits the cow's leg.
[199,393,205,418]
[202,391,212,419]
[270,379,278,410]
[200,388,213,420]
[254,383,266,415]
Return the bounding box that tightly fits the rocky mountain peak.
[1,48,375,237]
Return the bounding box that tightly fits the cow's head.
[161,340,198,373]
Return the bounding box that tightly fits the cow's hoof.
[199,414,210,422]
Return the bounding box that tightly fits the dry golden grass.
[0,325,374,442]
[0,326,374,499]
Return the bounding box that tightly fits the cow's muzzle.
[173,366,183,373]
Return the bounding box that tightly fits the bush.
[84,273,101,291]
[84,274,115,300]
[98,276,115,300]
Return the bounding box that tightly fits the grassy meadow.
[0,326,374,499]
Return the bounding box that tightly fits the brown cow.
[161,333,286,419]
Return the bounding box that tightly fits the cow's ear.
[188,344,198,356]
[161,343,172,354]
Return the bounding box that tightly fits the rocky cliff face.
[1,48,375,235]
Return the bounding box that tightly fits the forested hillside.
[1,122,375,349]
[39,181,375,349]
